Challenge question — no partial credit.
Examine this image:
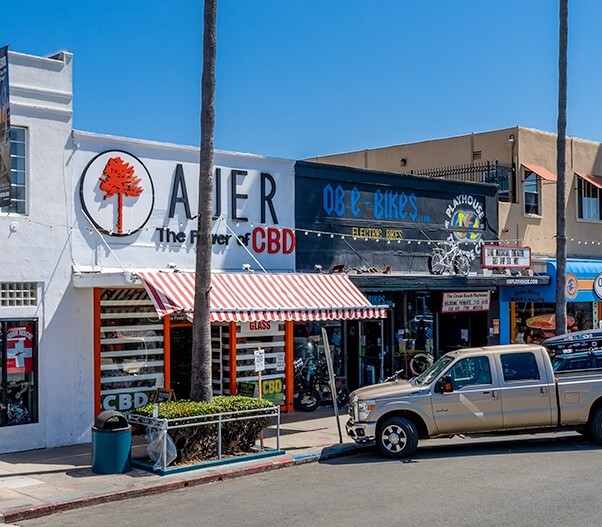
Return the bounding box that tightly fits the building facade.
[0,50,386,453]
[293,161,539,386]
[309,127,602,343]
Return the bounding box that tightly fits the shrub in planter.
[135,396,275,464]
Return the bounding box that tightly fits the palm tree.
[191,0,217,402]
[555,0,568,335]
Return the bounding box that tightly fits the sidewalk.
[0,406,366,524]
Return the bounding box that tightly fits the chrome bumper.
[345,419,376,443]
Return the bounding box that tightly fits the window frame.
[0,126,28,216]
[500,352,541,382]
[576,175,602,223]
[522,169,541,217]
[447,355,492,390]
[0,318,39,427]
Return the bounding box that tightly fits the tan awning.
[576,172,602,190]
[522,163,557,182]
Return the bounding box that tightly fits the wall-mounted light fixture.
[400,158,407,167]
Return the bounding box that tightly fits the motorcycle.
[294,357,350,412]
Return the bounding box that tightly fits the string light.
[14,214,602,249]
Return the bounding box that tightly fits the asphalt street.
[16,434,602,527]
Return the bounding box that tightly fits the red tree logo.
[99,156,144,234]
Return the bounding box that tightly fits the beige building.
[309,126,602,259]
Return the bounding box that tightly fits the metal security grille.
[0,282,37,307]
[99,288,165,412]
[413,161,513,202]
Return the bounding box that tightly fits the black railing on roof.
[413,161,513,202]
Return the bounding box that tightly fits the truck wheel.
[589,407,602,441]
[377,417,419,459]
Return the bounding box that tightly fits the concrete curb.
[1,444,369,524]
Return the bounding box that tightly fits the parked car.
[552,351,602,372]
[543,330,602,372]
[346,343,602,458]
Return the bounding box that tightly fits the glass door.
[358,320,384,386]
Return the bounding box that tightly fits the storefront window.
[393,292,433,373]
[293,321,344,377]
[513,302,594,344]
[0,319,38,426]
[99,289,165,412]
[235,321,286,405]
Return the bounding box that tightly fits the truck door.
[497,349,554,428]
[432,355,503,434]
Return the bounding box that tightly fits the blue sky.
[3,1,601,159]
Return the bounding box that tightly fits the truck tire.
[589,407,602,441]
[376,416,419,459]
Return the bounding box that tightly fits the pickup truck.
[346,344,602,458]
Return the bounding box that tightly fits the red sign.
[6,325,34,374]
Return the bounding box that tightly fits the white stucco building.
[0,50,298,453]
[0,50,383,453]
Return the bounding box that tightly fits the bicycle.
[428,241,470,276]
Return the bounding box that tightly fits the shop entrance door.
[358,320,384,386]
[170,325,192,400]
[438,311,488,355]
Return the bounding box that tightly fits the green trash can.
[91,410,132,474]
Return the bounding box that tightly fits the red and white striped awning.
[138,271,388,322]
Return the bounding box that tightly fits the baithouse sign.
[77,148,296,271]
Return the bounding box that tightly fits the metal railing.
[127,405,281,470]
[413,161,513,202]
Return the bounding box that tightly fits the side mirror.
[436,375,453,393]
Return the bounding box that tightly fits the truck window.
[500,352,540,381]
[448,356,492,390]
[553,353,592,372]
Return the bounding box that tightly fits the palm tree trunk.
[191,0,217,402]
[555,0,568,335]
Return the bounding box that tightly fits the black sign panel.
[294,162,498,273]
[0,45,10,207]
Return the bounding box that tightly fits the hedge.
[135,396,276,464]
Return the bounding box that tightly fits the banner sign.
[482,245,531,269]
[441,291,491,313]
[0,45,10,207]
[6,324,34,374]
[237,378,284,404]
[294,163,498,273]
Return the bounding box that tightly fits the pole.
[322,328,343,444]
[258,369,264,449]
